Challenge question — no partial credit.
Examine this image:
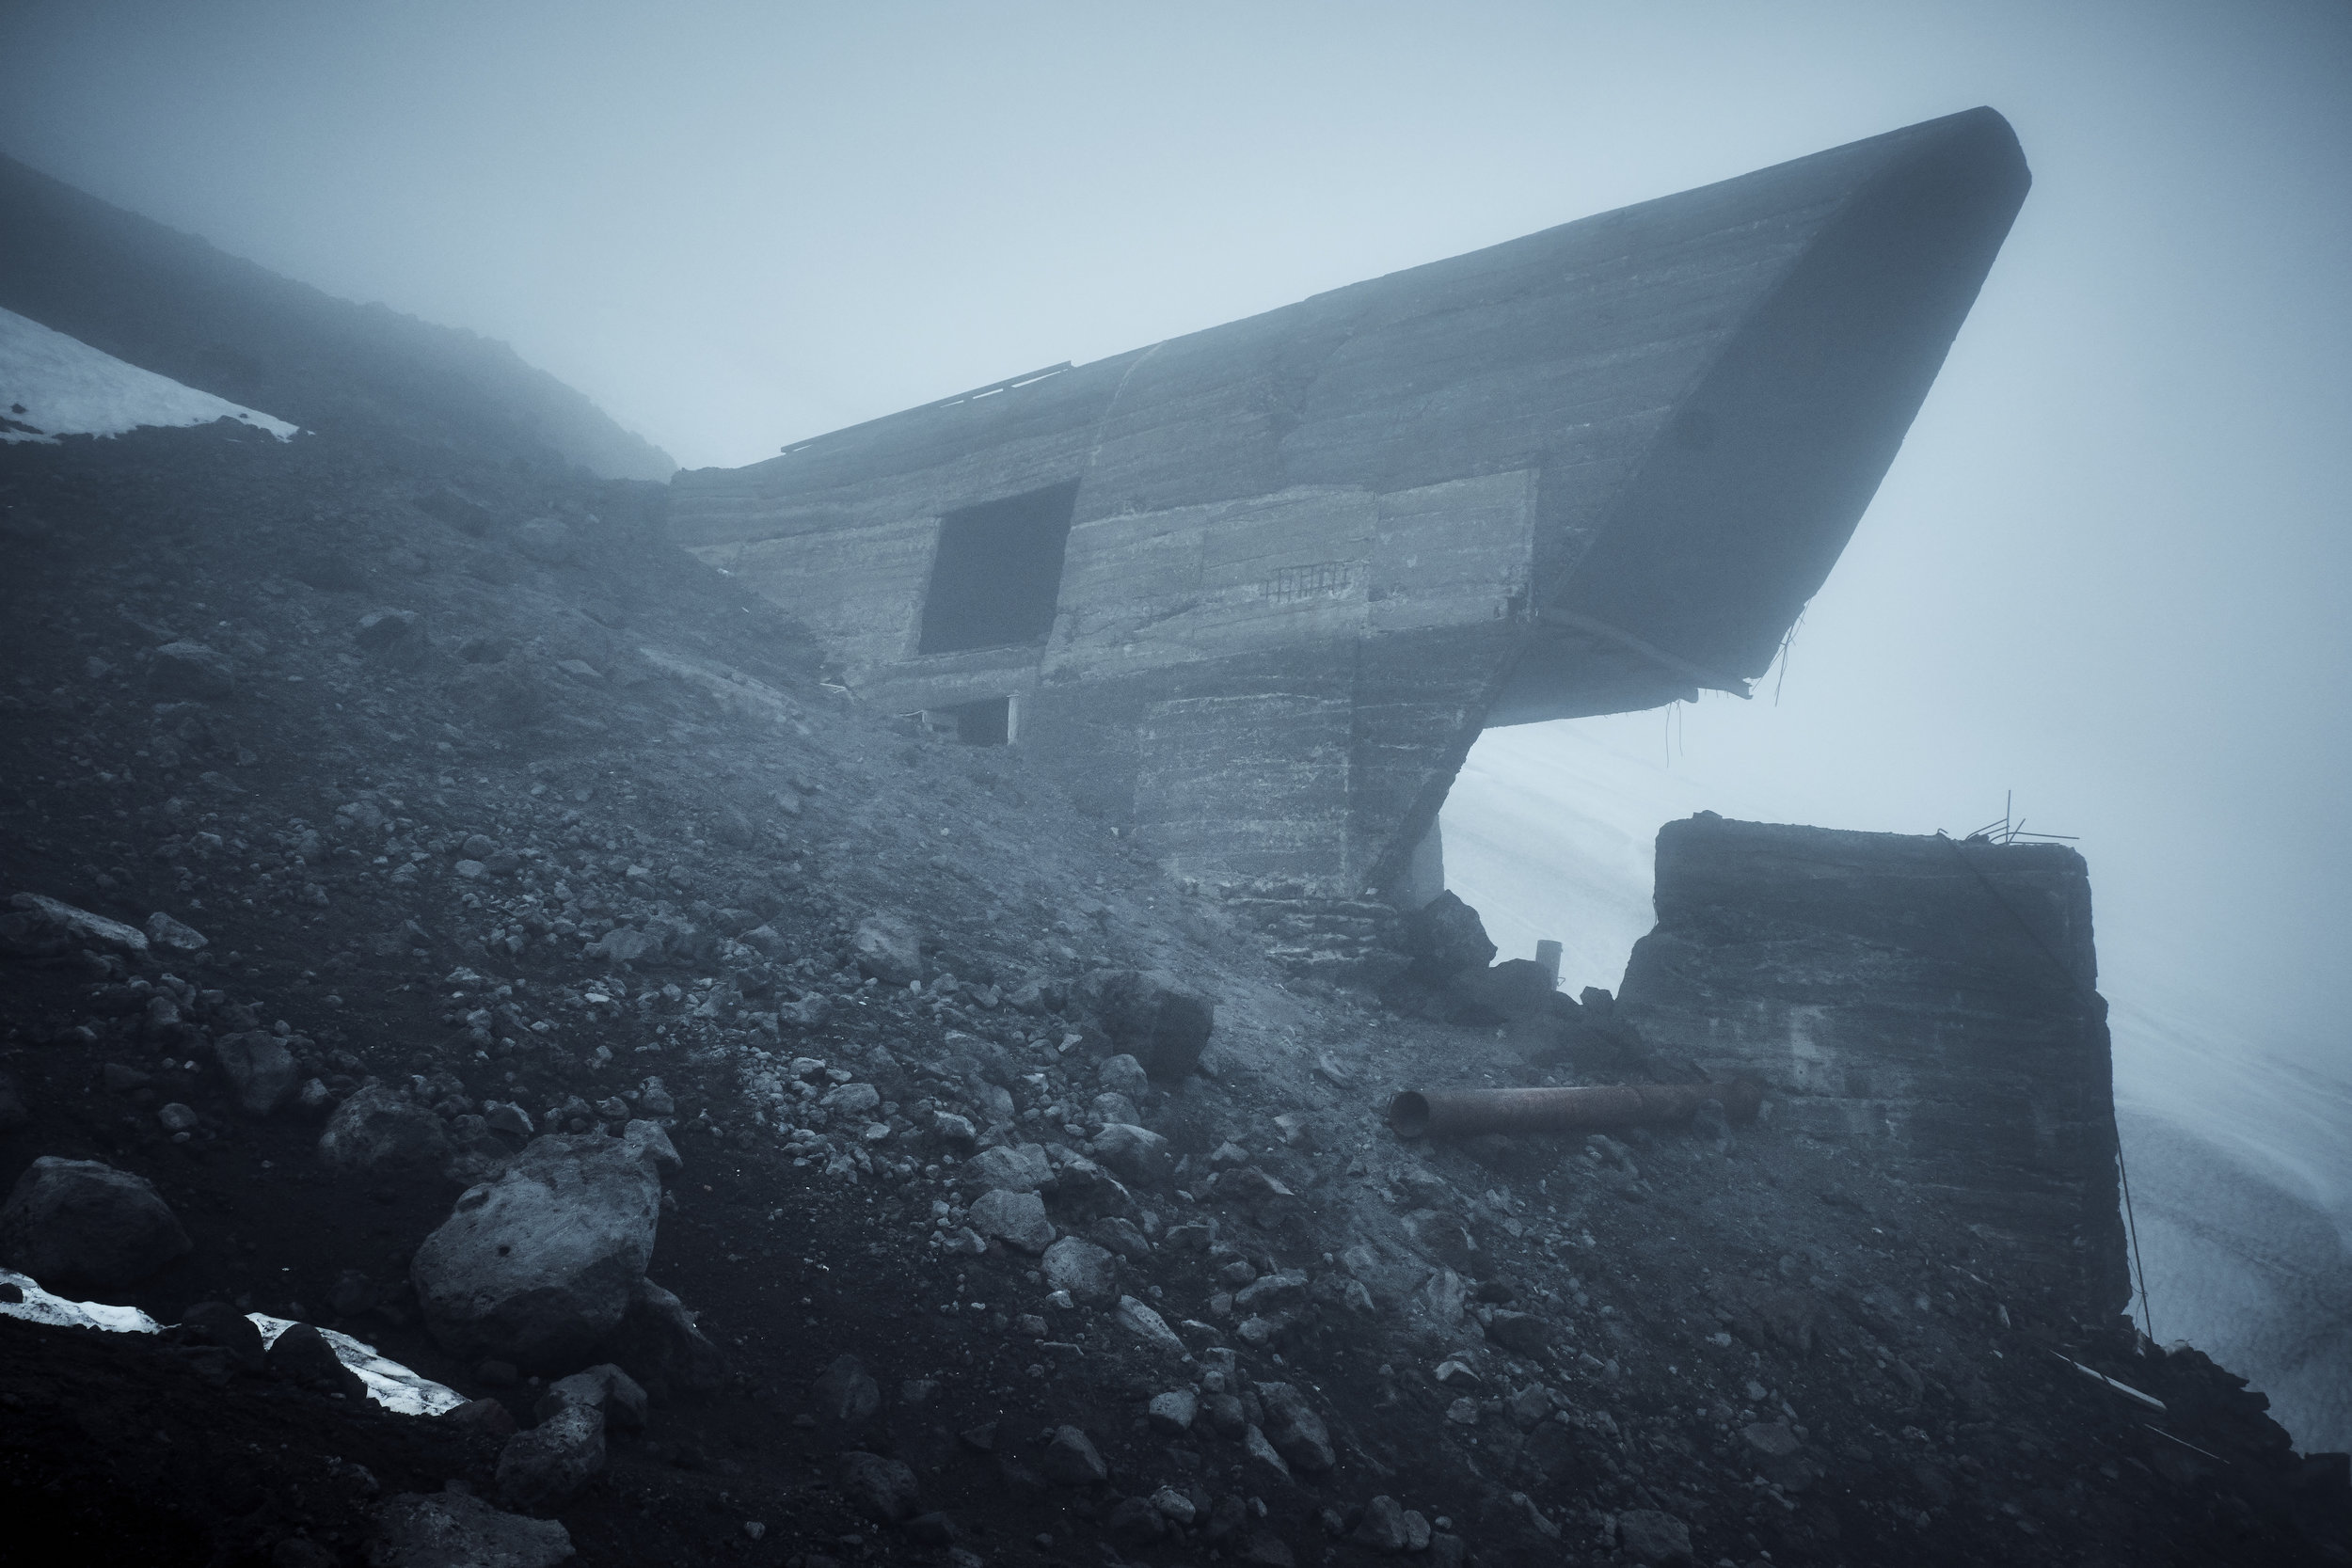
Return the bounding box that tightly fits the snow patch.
[246,1313,469,1417]
[0,1267,164,1335]
[0,1266,464,1418]
[0,307,299,445]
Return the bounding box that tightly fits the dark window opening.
[916,481,1079,654]
[920,696,1013,746]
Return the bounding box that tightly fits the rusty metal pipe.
[1387,1079,1764,1140]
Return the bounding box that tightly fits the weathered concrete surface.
[1615,814,2130,1323]
[674,111,2030,896]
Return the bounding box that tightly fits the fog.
[5,0,2346,1438]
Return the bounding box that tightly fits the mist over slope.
[0,152,673,482]
[1442,719,2352,1454]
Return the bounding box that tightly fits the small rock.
[514,517,578,564]
[215,1031,299,1116]
[484,1101,535,1139]
[1115,1295,1188,1354]
[964,1142,1052,1193]
[1256,1383,1335,1472]
[1151,1484,1199,1526]
[150,641,235,701]
[1484,1309,1549,1356]
[0,1156,191,1288]
[267,1322,367,1400]
[1443,1397,1479,1425]
[1106,1496,1165,1543]
[969,1189,1055,1256]
[144,911,209,952]
[499,1403,606,1512]
[1351,1495,1410,1553]
[1614,1509,1693,1566]
[354,608,422,651]
[1233,1268,1308,1311]
[536,1363,649,1431]
[813,1354,882,1424]
[178,1300,266,1371]
[1096,1054,1150,1101]
[1242,1424,1293,1487]
[370,1489,573,1568]
[1505,1383,1552,1428]
[931,1111,977,1150]
[1147,1388,1199,1433]
[1041,1236,1118,1305]
[835,1450,921,1523]
[1090,1123,1172,1187]
[448,1398,520,1437]
[1237,1529,1296,1567]
[852,912,923,986]
[157,1102,200,1133]
[319,1085,453,1175]
[1039,1424,1106,1485]
[1204,1391,1248,1437]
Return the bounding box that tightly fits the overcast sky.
[5,0,2347,1074]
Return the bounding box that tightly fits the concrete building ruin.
[669,108,2030,903]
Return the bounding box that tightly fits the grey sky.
[5,0,2347,1069]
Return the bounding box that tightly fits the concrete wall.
[672,109,2030,895]
[1617,815,2131,1324]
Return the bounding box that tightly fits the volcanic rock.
[318,1085,454,1174]
[411,1131,668,1366]
[498,1403,606,1513]
[369,1488,575,1568]
[1076,969,1214,1081]
[0,1155,191,1288]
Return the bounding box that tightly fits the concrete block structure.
[1619,815,2129,1322]
[669,109,2029,900]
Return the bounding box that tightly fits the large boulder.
[214,1031,299,1116]
[411,1128,671,1367]
[0,1156,191,1289]
[319,1085,454,1174]
[1077,969,1215,1081]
